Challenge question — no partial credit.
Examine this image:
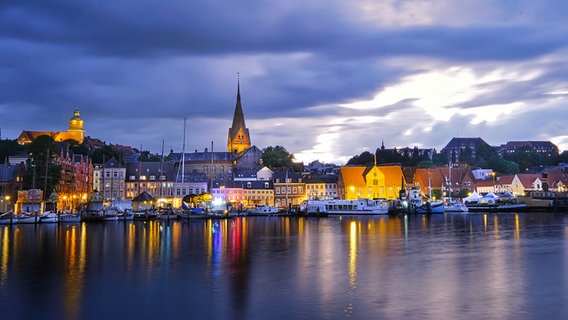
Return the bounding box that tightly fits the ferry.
[303,198,389,215]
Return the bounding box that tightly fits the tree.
[347,151,374,166]
[261,146,295,168]
[92,145,123,164]
[25,135,61,199]
[0,139,26,164]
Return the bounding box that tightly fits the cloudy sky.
[1,1,568,164]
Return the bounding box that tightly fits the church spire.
[227,73,251,154]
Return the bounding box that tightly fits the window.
[264,182,269,188]
[247,182,252,188]
[276,187,280,194]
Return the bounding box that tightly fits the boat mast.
[181,117,186,185]
[210,140,213,192]
[448,162,452,202]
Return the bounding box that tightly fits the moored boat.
[444,201,469,213]
[39,211,59,223]
[247,205,280,216]
[407,189,444,214]
[59,213,81,223]
[304,198,389,215]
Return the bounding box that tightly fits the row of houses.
[2,139,567,213]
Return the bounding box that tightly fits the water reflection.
[0,213,567,320]
[1,226,8,286]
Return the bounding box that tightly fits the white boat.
[443,163,469,213]
[13,212,39,224]
[39,211,59,223]
[0,212,14,224]
[304,198,389,215]
[444,201,469,213]
[247,205,280,215]
[407,189,445,214]
[59,213,81,223]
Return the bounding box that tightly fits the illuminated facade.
[227,79,251,154]
[338,165,404,201]
[93,157,126,201]
[17,109,85,145]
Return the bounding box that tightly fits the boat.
[303,198,389,215]
[39,211,59,223]
[59,213,81,223]
[247,205,280,216]
[0,211,14,224]
[157,209,179,220]
[12,212,40,224]
[444,201,469,213]
[444,163,469,213]
[407,189,445,214]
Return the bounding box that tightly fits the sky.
[1,1,568,165]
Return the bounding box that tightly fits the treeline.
[347,144,568,174]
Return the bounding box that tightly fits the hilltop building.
[17,109,85,145]
[441,137,492,163]
[498,141,559,156]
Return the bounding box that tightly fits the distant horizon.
[6,127,566,167]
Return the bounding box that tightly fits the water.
[1,212,568,320]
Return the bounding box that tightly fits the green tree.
[347,151,374,166]
[0,139,26,163]
[261,146,295,168]
[92,145,123,164]
[25,136,61,200]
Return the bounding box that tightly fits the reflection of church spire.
[227,73,251,154]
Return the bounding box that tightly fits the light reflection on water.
[0,212,567,320]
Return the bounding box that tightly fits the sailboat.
[407,177,444,214]
[444,163,469,213]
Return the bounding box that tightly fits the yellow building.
[338,165,405,200]
[17,109,85,144]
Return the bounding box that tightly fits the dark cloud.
[1,1,568,162]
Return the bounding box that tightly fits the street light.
[5,195,10,212]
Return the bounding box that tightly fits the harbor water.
[1,212,568,320]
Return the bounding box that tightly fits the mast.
[160,139,164,199]
[181,118,186,184]
[210,140,213,191]
[43,148,49,212]
[448,162,452,202]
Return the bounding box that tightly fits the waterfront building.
[174,171,208,208]
[412,165,476,199]
[93,157,126,202]
[172,148,233,190]
[211,181,245,208]
[0,162,25,212]
[47,143,93,211]
[303,174,338,200]
[338,165,404,201]
[273,168,305,209]
[17,109,85,145]
[242,180,274,207]
[125,161,176,207]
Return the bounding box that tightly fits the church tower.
[68,109,85,143]
[227,77,251,154]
